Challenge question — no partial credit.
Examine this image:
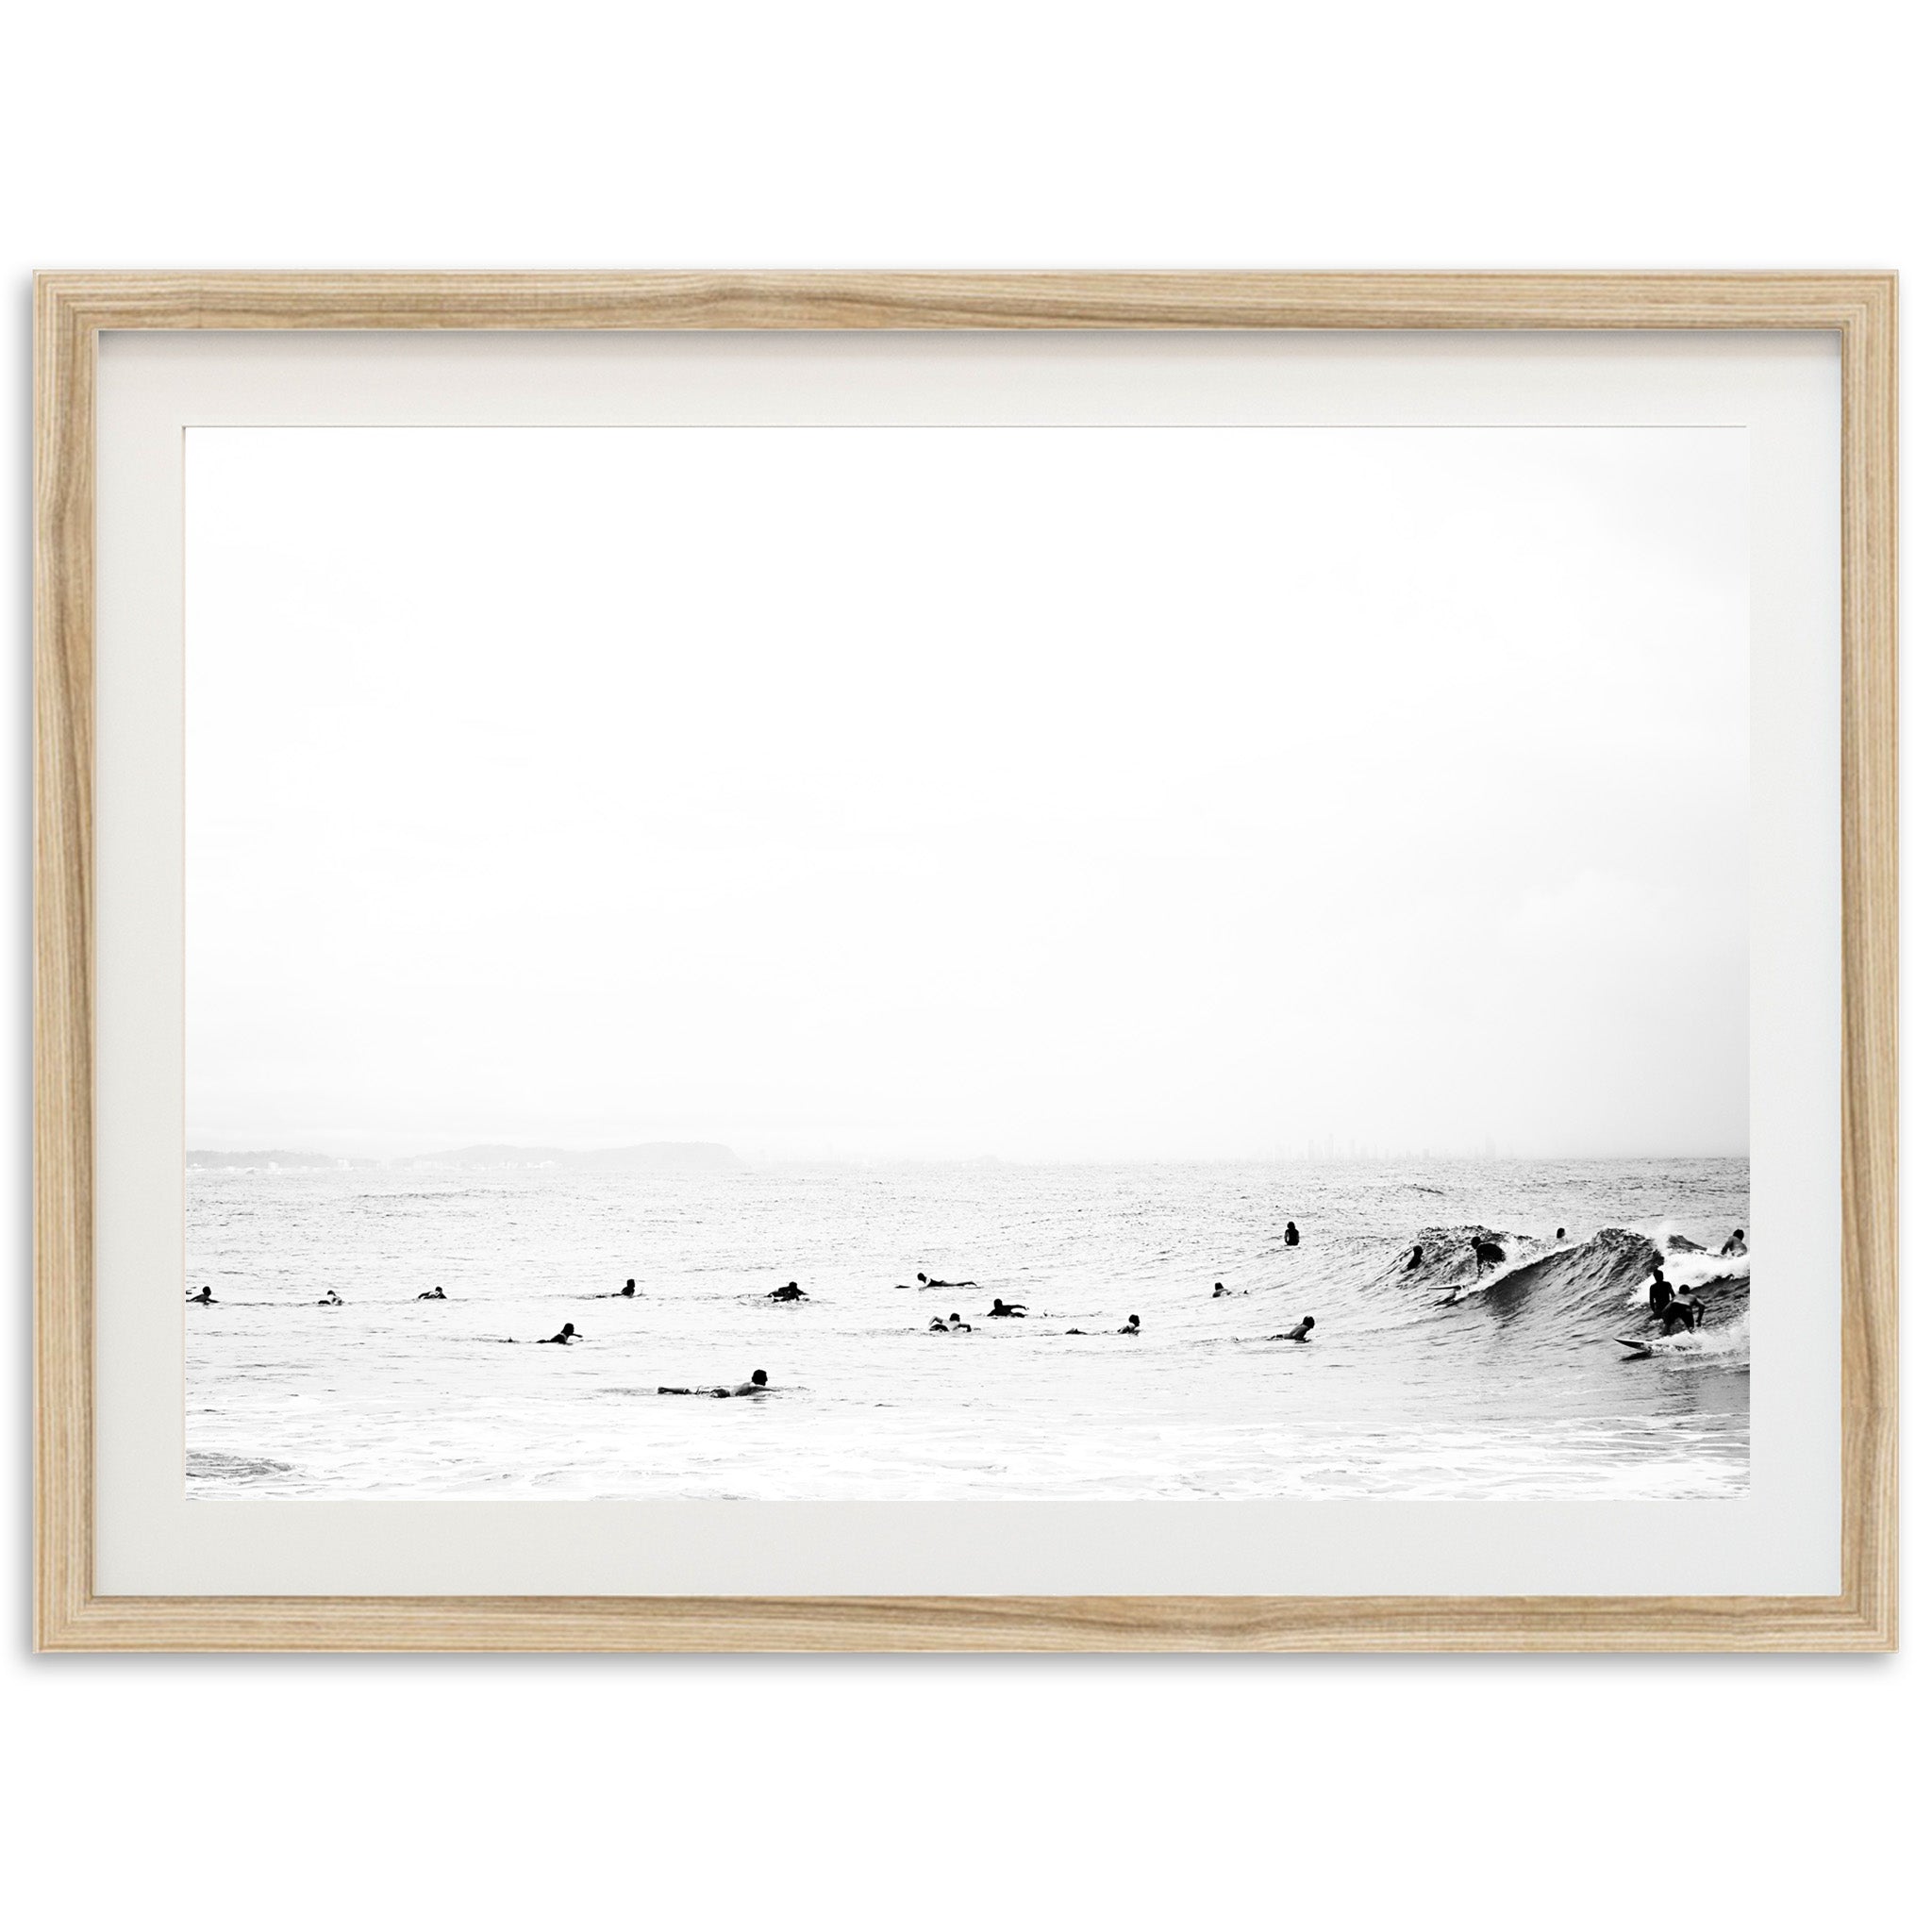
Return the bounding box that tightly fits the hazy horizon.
[186,1136,1743,1164]
[188,425,1748,1163]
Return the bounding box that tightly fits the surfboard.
[1613,1336,1654,1357]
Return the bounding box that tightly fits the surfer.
[1648,1259,1672,1318]
[657,1370,771,1396]
[1470,1236,1507,1279]
[928,1317,948,1332]
[1661,1293,1707,1336]
[918,1273,979,1289]
[988,1298,1027,1318]
[537,1322,577,1344]
[318,1290,342,1307]
[1272,1316,1315,1342]
[1284,1222,1300,1247]
[1117,1314,1141,1335]
[1555,1227,1566,1242]
[416,1286,446,1300]
[768,1281,807,1302]
[1212,1281,1230,1298]
[592,1278,639,1298]
[1404,1244,1424,1272]
[1720,1228,1749,1257]
[186,1286,213,1305]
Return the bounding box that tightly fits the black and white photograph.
[184,422,1750,1502]
[8,0,1923,1923]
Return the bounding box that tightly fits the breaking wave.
[1371,1224,1750,1355]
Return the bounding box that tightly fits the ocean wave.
[1388,1224,1750,1353]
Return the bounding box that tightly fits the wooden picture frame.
[34,273,1897,1652]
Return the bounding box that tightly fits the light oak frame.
[33,274,1898,1651]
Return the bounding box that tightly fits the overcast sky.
[187,425,1747,1161]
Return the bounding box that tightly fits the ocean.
[184,1156,1749,1501]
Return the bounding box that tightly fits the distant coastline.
[188,1141,739,1173]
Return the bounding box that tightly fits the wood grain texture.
[19,270,1903,335]
[34,275,96,1658]
[1836,277,1900,1653]
[25,1589,1905,1654]
[32,274,1899,1652]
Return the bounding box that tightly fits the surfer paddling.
[987,1298,1027,1318]
[768,1281,807,1302]
[918,1272,979,1289]
[186,1286,214,1305]
[658,1371,772,1397]
[1720,1228,1749,1257]
[1270,1316,1315,1342]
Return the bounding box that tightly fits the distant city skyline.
[188,425,1748,1162]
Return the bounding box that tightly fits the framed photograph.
[34,274,1895,1651]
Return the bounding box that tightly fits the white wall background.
[3,5,1919,1928]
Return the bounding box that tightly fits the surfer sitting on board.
[1118,1314,1141,1335]
[1284,1222,1300,1247]
[1213,1281,1230,1297]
